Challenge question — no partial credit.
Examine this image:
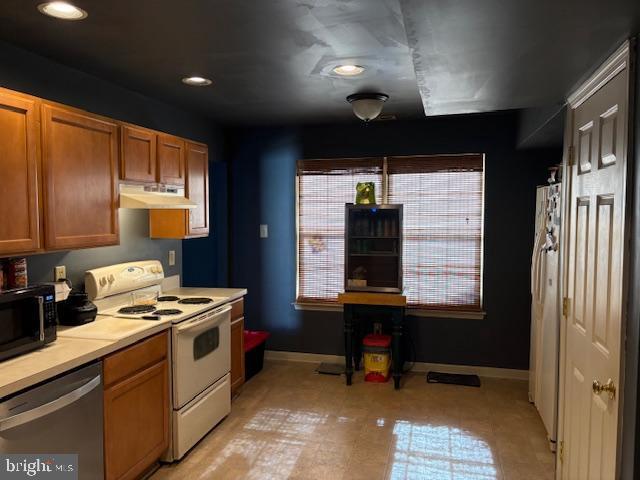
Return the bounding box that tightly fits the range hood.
[119,184,196,209]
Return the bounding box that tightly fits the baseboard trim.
[264,350,529,381]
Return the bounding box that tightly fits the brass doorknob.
[592,378,616,400]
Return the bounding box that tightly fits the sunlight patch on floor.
[389,421,498,480]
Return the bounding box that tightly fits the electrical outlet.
[168,250,176,266]
[260,224,269,238]
[54,265,66,281]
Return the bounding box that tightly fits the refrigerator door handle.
[531,231,545,297]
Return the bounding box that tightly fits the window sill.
[293,302,486,319]
[293,302,343,312]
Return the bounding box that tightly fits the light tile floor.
[152,361,555,480]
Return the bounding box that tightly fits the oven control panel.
[85,260,164,300]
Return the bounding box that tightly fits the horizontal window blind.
[387,155,484,310]
[297,158,383,303]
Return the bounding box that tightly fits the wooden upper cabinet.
[41,103,119,250]
[186,142,209,237]
[149,141,209,239]
[157,134,185,185]
[0,89,41,256]
[120,125,157,183]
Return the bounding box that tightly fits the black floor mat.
[427,371,481,387]
[315,362,345,375]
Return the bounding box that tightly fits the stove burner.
[178,297,214,305]
[157,296,180,302]
[118,305,156,314]
[153,309,183,316]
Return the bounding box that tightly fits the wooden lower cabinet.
[230,298,245,396]
[103,333,169,480]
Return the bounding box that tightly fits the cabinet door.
[120,125,157,183]
[104,359,169,480]
[157,134,185,185]
[185,142,209,237]
[41,104,119,250]
[0,90,41,255]
[230,316,245,395]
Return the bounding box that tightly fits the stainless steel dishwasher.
[0,361,104,479]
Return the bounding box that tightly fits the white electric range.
[97,293,227,321]
[84,260,232,461]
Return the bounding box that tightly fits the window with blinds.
[297,159,383,303]
[387,155,484,311]
[296,154,484,311]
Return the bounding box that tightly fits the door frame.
[556,39,634,480]
[621,36,638,480]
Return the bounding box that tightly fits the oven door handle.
[0,375,101,432]
[176,305,231,333]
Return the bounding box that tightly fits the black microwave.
[0,285,57,362]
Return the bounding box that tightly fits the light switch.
[168,250,176,266]
[260,224,269,238]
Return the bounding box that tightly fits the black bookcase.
[344,204,403,293]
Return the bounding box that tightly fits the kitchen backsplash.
[25,209,182,290]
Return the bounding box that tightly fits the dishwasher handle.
[0,375,101,432]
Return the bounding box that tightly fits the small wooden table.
[338,291,407,389]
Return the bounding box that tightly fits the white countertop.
[165,287,247,302]
[0,287,246,398]
[58,316,173,341]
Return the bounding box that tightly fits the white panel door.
[561,44,629,480]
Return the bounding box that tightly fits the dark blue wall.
[229,129,302,337]
[227,113,561,370]
[182,160,229,287]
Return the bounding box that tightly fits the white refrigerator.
[529,182,561,451]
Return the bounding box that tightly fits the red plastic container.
[244,330,270,381]
[363,334,392,348]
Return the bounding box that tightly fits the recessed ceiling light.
[333,65,365,76]
[181,76,212,87]
[37,2,88,20]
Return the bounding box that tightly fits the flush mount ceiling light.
[181,76,212,87]
[346,93,389,122]
[37,2,87,20]
[333,64,365,77]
